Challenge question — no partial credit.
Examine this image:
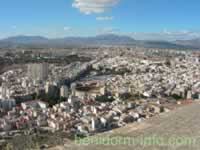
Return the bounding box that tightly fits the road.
[50,102,200,150]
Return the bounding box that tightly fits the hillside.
[49,102,200,150]
[0,34,194,49]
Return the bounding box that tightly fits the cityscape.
[1,0,200,150]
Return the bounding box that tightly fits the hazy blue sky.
[1,0,200,40]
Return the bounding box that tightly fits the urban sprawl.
[0,47,199,147]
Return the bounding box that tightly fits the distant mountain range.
[0,34,199,49]
[175,38,200,49]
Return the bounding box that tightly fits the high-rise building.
[45,82,55,95]
[27,63,49,81]
[60,85,69,98]
[45,81,59,98]
[0,83,9,99]
[0,98,16,111]
[71,83,76,96]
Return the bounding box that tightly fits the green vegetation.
[3,143,13,150]
[192,93,199,99]
[171,94,183,100]
[1,132,68,150]
[95,67,131,76]
[95,95,115,103]
[119,93,132,100]
[124,93,145,102]
[33,93,67,107]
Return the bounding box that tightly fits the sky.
[0,0,200,40]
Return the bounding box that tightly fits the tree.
[165,58,171,67]
[34,142,40,150]
[120,93,131,100]
[4,143,13,150]
[95,95,115,103]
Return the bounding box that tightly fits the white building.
[27,63,49,81]
[0,83,10,98]
[60,85,69,98]
[21,100,48,110]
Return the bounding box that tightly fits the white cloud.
[96,27,120,34]
[163,28,171,35]
[72,0,120,14]
[96,16,114,21]
[126,30,200,41]
[64,26,72,31]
